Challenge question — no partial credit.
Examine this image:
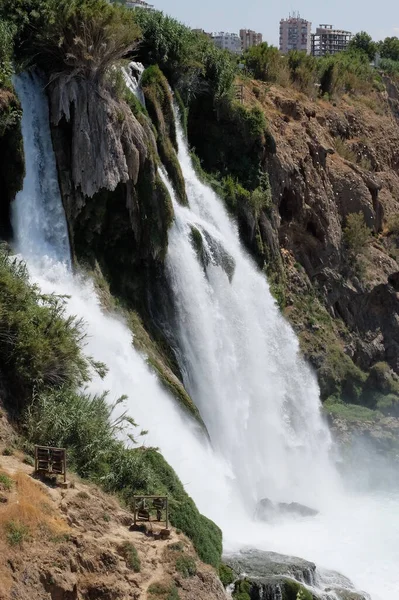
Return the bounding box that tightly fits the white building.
[212,32,242,55]
[125,0,155,10]
[279,13,312,55]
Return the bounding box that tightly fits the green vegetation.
[148,582,180,600]
[120,541,141,572]
[141,65,187,205]
[343,213,372,256]
[219,563,235,587]
[0,247,92,412]
[5,520,30,546]
[0,473,13,491]
[324,400,381,423]
[349,31,377,61]
[0,245,221,566]
[281,580,313,600]
[1,0,140,79]
[2,447,13,456]
[233,579,251,600]
[175,554,197,578]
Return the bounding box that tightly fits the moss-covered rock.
[142,65,188,206]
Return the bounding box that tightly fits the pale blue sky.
[151,0,398,44]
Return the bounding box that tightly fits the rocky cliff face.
[233,81,399,411]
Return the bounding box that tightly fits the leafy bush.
[379,58,399,76]
[0,248,91,410]
[219,563,235,587]
[148,582,180,599]
[1,0,140,83]
[287,50,318,95]
[233,579,251,600]
[343,213,372,256]
[120,541,141,572]
[0,21,15,87]
[349,32,377,61]
[175,555,197,578]
[379,36,399,62]
[319,51,375,98]
[244,42,289,85]
[135,10,236,103]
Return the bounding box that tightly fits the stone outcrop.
[225,549,369,600]
[235,82,399,408]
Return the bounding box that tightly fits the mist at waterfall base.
[11,71,399,600]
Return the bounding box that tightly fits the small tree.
[343,212,371,255]
[379,36,399,62]
[349,31,377,61]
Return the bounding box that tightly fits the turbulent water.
[11,72,399,600]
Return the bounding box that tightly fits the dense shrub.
[287,50,318,95]
[0,248,91,409]
[318,50,375,97]
[244,42,289,85]
[135,10,236,103]
[349,32,377,61]
[0,21,15,88]
[343,213,372,256]
[379,36,399,62]
[1,0,140,81]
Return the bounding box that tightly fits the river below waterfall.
[11,70,399,600]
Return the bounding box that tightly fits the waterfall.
[10,72,399,600]
[161,122,339,511]
[12,72,71,266]
[122,61,146,105]
[11,71,235,527]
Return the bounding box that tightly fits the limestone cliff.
[221,81,399,414]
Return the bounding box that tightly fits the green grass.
[324,401,381,423]
[120,541,141,572]
[175,554,197,578]
[0,473,13,491]
[5,520,30,547]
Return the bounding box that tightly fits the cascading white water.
[12,72,71,267]
[11,70,237,527]
[158,117,399,600]
[122,61,146,106]
[11,71,399,600]
[162,127,339,511]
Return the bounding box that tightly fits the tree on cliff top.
[0,0,140,81]
[349,31,377,61]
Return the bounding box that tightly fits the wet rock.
[255,498,319,521]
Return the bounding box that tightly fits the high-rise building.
[311,25,352,56]
[279,13,312,55]
[240,29,263,51]
[211,32,242,55]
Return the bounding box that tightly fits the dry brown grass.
[0,471,69,547]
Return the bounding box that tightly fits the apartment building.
[240,29,263,51]
[125,0,155,10]
[212,32,242,54]
[279,14,312,54]
[311,25,352,56]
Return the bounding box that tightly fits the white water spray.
[122,61,146,106]
[162,124,339,511]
